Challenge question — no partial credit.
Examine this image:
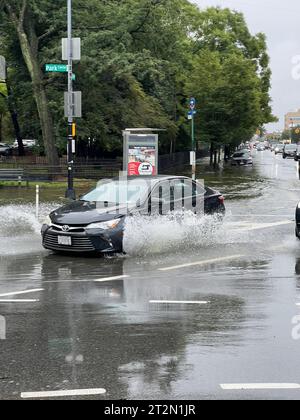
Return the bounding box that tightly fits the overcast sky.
[192,0,300,132]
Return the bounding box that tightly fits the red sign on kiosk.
[128,146,156,176]
[123,131,159,177]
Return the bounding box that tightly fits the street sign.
[64,91,82,118]
[187,110,197,119]
[190,151,196,166]
[0,56,6,80]
[189,97,196,110]
[62,37,81,61]
[45,64,68,73]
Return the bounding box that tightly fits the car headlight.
[43,215,52,226]
[297,202,300,209]
[86,219,121,231]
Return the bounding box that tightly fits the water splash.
[0,203,58,236]
[0,203,59,256]
[123,212,224,257]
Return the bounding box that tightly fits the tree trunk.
[213,149,217,166]
[210,142,214,166]
[6,3,59,166]
[6,82,25,156]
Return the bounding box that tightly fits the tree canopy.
[0,0,276,161]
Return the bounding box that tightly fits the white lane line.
[237,221,293,232]
[220,383,300,390]
[0,288,44,298]
[0,299,39,303]
[158,255,244,272]
[229,215,293,218]
[94,275,129,282]
[149,300,209,304]
[21,388,107,399]
[296,303,300,306]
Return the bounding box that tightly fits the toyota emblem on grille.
[62,225,70,232]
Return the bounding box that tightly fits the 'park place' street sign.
[45,64,68,73]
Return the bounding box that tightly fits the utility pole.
[65,0,76,200]
[188,97,196,181]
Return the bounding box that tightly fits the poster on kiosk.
[123,130,158,176]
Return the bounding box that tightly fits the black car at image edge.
[41,176,225,254]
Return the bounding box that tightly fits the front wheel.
[296,227,300,239]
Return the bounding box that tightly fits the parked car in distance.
[295,202,300,239]
[41,176,225,255]
[231,150,253,166]
[274,144,284,154]
[294,146,300,161]
[256,143,265,151]
[13,139,37,149]
[0,143,13,157]
[283,144,297,159]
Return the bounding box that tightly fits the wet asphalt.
[1,150,300,400]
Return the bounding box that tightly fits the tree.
[0,0,61,165]
[185,7,276,162]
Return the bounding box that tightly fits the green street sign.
[45,64,68,73]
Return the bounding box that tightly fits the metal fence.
[0,151,208,182]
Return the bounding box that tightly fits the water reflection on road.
[1,151,300,399]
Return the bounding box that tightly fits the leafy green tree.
[0,1,276,163]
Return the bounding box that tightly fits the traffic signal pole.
[65,0,76,200]
[189,97,196,181]
[191,113,196,181]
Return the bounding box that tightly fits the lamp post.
[65,0,76,200]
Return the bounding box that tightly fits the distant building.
[285,110,300,130]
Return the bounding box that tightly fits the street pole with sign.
[65,0,76,200]
[188,97,196,181]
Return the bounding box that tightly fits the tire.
[296,227,300,239]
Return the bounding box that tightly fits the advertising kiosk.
[123,129,159,176]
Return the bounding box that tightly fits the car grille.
[43,232,95,252]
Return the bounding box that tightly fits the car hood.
[50,201,132,225]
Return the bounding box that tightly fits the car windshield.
[81,179,151,204]
[285,145,296,150]
[233,152,248,157]
[276,145,283,149]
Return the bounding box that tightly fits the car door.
[149,179,205,215]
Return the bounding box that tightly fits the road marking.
[94,275,129,282]
[43,280,93,284]
[21,388,107,399]
[296,303,300,306]
[158,255,244,272]
[229,215,293,218]
[236,221,293,232]
[0,288,43,298]
[149,300,209,304]
[0,299,39,303]
[220,383,300,390]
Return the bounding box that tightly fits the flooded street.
[1,150,300,399]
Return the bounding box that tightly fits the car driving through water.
[41,176,225,255]
[230,149,253,166]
